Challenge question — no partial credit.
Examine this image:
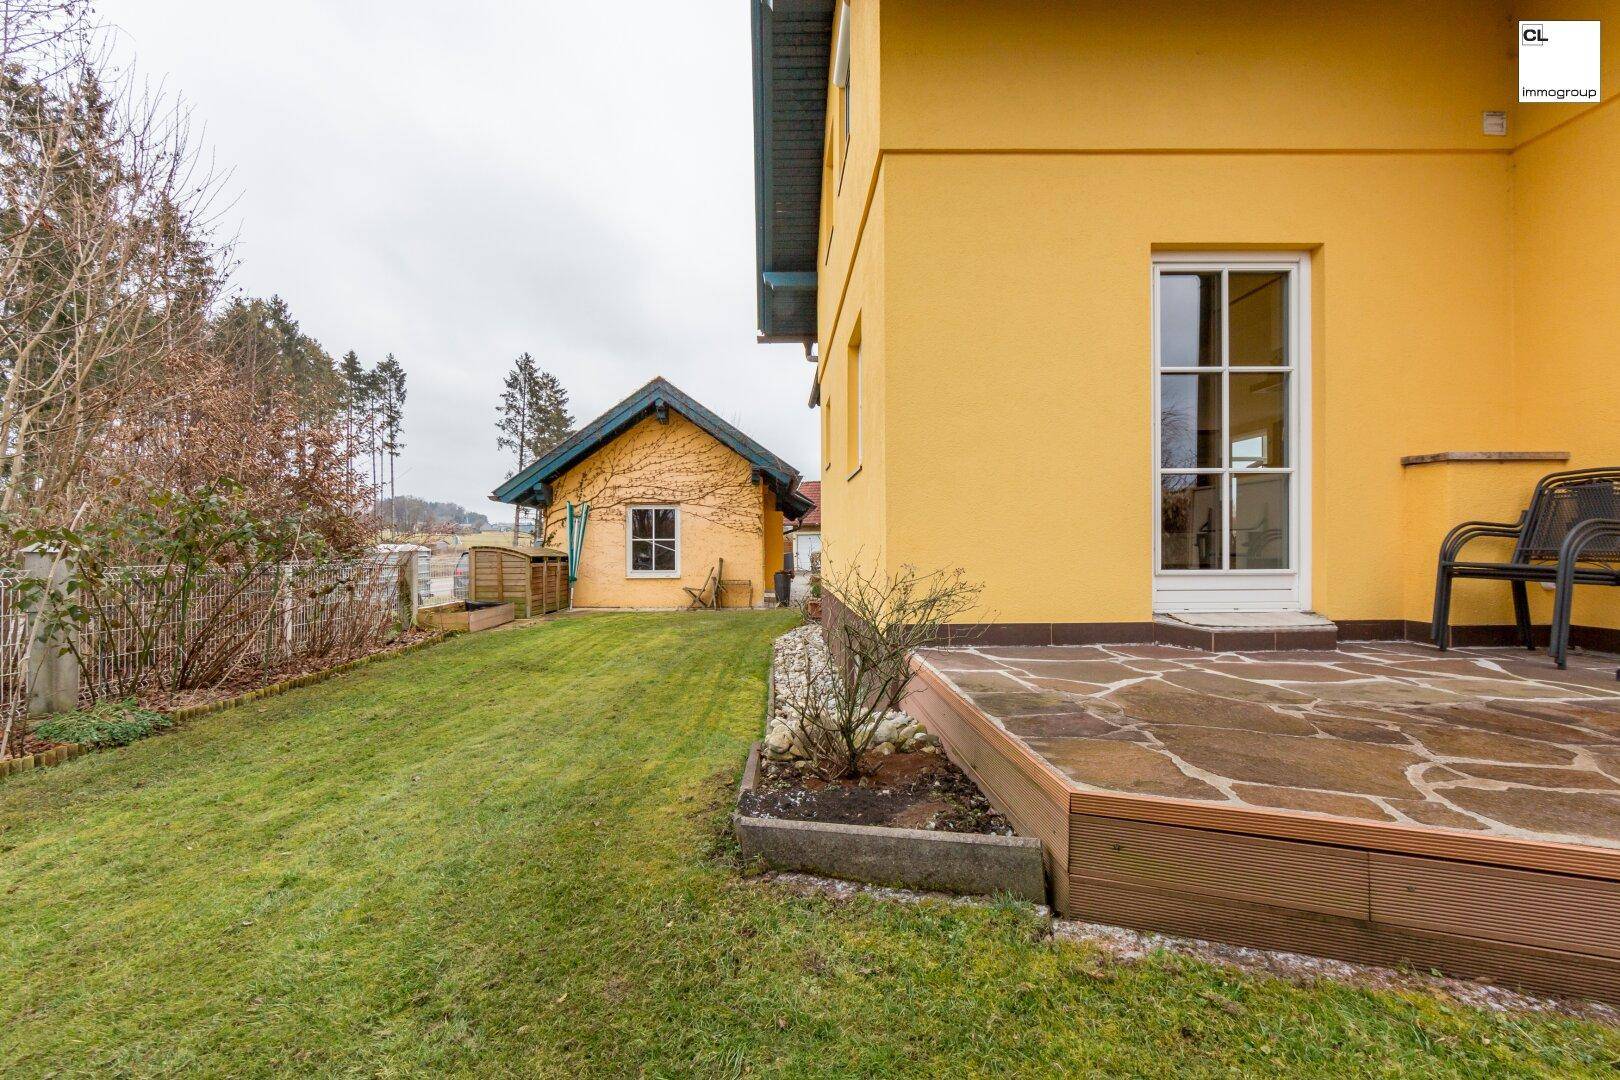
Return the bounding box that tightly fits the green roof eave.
[491,376,813,520]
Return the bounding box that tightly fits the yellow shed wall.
[542,413,775,609]
[762,486,787,586]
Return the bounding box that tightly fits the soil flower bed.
[740,749,1011,834]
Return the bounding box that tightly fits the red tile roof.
[795,481,820,528]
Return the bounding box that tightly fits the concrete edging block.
[733,742,1047,903]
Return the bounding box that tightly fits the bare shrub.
[777,563,980,780]
[0,12,232,523]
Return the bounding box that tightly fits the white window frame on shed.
[625,504,681,579]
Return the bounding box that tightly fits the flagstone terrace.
[918,642,1620,850]
[903,640,1620,1004]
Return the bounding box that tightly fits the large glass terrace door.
[1152,255,1308,612]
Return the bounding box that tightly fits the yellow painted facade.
[541,413,787,609]
[812,0,1620,633]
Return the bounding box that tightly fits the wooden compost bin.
[467,545,570,618]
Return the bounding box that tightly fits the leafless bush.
[778,562,980,780]
[17,553,404,721]
[0,9,234,523]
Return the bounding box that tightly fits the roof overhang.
[491,377,814,520]
[751,0,835,345]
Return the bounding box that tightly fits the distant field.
[376,529,550,549]
[456,529,531,548]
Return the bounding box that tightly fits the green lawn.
[0,612,1615,1077]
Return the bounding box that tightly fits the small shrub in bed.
[34,700,172,749]
[779,563,981,781]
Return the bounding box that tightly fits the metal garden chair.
[1432,467,1620,668]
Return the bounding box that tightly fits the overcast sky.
[102,0,816,523]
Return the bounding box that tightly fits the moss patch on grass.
[0,611,1614,1077]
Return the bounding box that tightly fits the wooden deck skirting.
[906,658,1620,1004]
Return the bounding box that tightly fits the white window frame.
[1150,252,1312,613]
[625,504,680,579]
[847,339,862,478]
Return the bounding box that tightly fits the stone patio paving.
[916,641,1620,850]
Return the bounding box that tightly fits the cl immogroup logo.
[1519,20,1601,101]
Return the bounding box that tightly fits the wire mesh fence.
[0,554,406,718]
[0,571,25,722]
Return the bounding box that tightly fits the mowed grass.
[0,611,1615,1077]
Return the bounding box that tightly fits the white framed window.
[1151,252,1311,612]
[846,331,862,476]
[834,1,851,165]
[626,505,679,578]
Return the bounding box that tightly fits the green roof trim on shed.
[490,377,814,520]
[752,0,835,344]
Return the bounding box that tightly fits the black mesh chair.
[1432,467,1620,668]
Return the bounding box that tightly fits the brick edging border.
[0,740,91,778]
[166,635,446,722]
[0,633,450,781]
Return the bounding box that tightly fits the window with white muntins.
[627,506,679,577]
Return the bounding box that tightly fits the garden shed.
[467,545,570,618]
[490,377,811,609]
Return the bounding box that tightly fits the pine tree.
[530,371,574,458]
[496,356,575,543]
[338,350,366,498]
[210,295,339,414]
[496,352,541,542]
[374,354,406,525]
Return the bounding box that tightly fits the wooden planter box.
[417,600,514,633]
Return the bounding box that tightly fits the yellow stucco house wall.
[753,0,1619,644]
[493,378,809,610]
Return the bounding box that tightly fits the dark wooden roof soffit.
[752,0,834,345]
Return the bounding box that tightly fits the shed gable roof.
[491,377,813,519]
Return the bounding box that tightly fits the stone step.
[1154,611,1338,652]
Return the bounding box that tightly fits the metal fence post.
[22,546,81,721]
[397,554,419,632]
[279,565,296,660]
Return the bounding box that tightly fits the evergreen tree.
[374,354,406,524]
[496,352,540,542]
[496,354,574,542]
[530,371,574,458]
[209,295,339,415]
[337,350,367,498]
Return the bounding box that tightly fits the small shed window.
[627,506,679,577]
